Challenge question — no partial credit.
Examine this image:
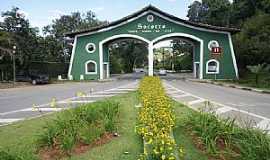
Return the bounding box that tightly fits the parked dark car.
[16,71,50,85]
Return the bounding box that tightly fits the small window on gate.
[85,60,97,74]
[85,43,96,53]
[206,59,219,74]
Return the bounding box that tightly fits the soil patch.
[39,132,115,160]
[186,126,238,160]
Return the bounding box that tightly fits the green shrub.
[186,110,270,159]
[233,127,270,160]
[101,101,120,132]
[79,123,105,144]
[37,101,120,153]
[187,111,235,154]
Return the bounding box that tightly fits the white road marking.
[0,107,35,116]
[172,94,190,98]
[215,106,233,114]
[167,90,184,94]
[256,119,270,130]
[23,108,63,112]
[99,91,128,94]
[114,88,135,91]
[163,80,270,129]
[57,100,95,104]
[188,99,205,105]
[0,118,22,123]
[85,94,115,97]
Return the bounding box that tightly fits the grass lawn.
[0,92,142,160]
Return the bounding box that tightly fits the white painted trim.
[85,60,97,75]
[99,34,150,79]
[151,33,204,79]
[85,43,96,53]
[228,33,239,79]
[76,10,230,38]
[103,62,109,78]
[206,59,220,74]
[68,35,77,78]
[148,43,154,76]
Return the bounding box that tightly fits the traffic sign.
[212,47,222,55]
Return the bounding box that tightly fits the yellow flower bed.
[137,77,176,160]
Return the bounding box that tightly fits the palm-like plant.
[247,63,270,86]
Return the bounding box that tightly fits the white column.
[99,43,104,80]
[148,43,154,76]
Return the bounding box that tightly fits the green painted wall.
[70,12,237,80]
[194,41,200,62]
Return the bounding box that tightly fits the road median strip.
[137,77,182,160]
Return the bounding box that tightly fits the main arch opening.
[100,35,150,79]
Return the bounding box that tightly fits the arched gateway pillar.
[148,42,154,76]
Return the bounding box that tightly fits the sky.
[0,0,197,32]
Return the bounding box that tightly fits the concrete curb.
[189,79,270,94]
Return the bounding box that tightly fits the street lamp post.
[12,45,16,85]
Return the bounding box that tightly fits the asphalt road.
[1,73,269,127]
[165,79,270,119]
[0,79,136,114]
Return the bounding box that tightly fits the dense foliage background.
[0,0,269,80]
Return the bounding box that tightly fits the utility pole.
[162,48,165,68]
[12,45,16,85]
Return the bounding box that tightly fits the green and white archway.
[66,5,239,80]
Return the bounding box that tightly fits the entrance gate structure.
[66,5,240,80]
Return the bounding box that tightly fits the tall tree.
[230,0,270,27]
[44,11,105,40]
[187,1,207,23]
[234,13,270,70]
[1,7,39,71]
[187,0,232,27]
[43,10,106,63]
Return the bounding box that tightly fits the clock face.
[147,15,154,22]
